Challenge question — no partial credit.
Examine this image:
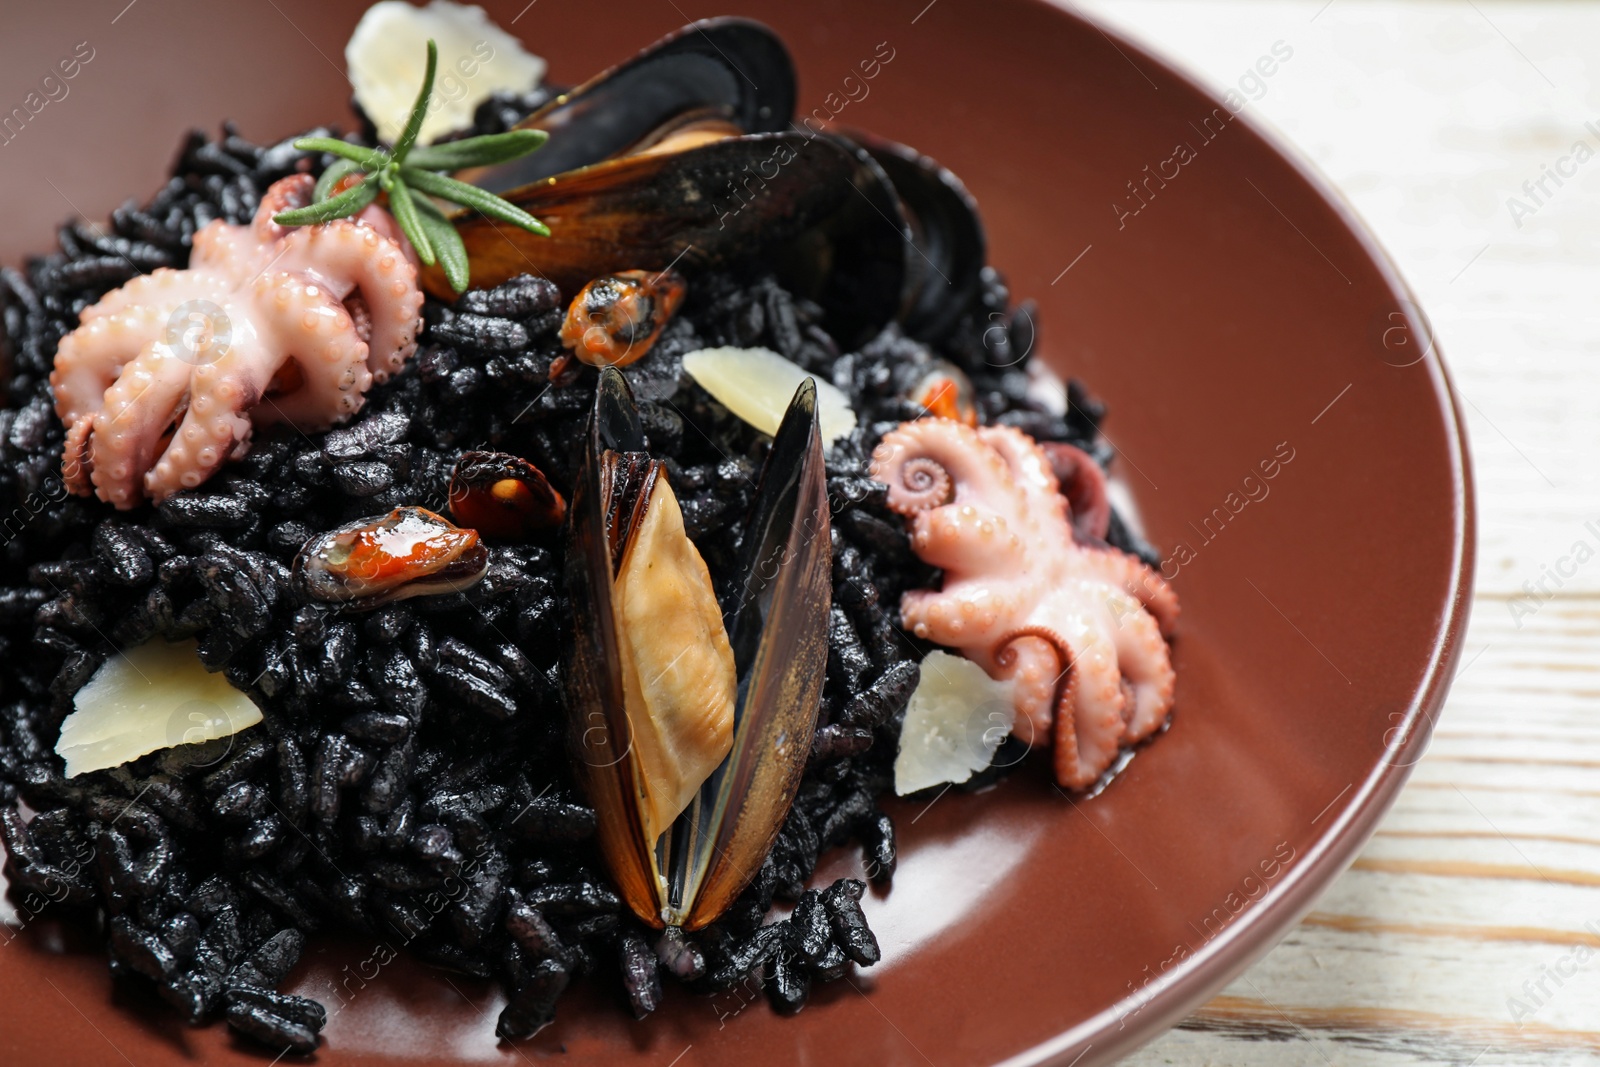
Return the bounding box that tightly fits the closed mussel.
[564,367,831,929]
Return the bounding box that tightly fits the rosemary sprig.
[273,39,550,293]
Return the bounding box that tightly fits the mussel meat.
[556,269,687,374]
[565,367,831,929]
[295,506,489,609]
[448,450,566,539]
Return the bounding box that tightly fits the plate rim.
[1001,3,1478,1065]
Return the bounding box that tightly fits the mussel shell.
[564,373,656,918]
[767,135,909,348]
[564,368,832,929]
[681,375,831,928]
[461,18,795,193]
[849,130,987,340]
[432,132,892,305]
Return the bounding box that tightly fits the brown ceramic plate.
[0,0,1473,1064]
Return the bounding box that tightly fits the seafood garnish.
[847,131,986,339]
[566,367,831,929]
[50,175,423,508]
[56,639,263,777]
[347,0,547,144]
[681,346,857,444]
[556,269,687,375]
[295,506,489,609]
[894,651,1016,795]
[870,418,1179,791]
[448,450,566,539]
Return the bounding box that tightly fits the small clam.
[448,451,567,540]
[910,361,978,426]
[566,367,831,929]
[554,269,687,377]
[295,506,489,609]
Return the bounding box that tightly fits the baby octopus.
[51,174,424,508]
[870,419,1179,790]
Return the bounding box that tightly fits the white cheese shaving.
[894,651,1016,795]
[56,639,263,778]
[347,1,547,144]
[681,346,857,444]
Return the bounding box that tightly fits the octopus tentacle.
[143,356,253,501]
[1087,545,1178,635]
[903,582,1012,650]
[1055,637,1127,791]
[252,173,315,246]
[1040,441,1111,543]
[907,504,1022,576]
[271,221,424,382]
[76,267,231,325]
[52,306,167,425]
[871,415,1180,791]
[245,274,373,429]
[87,342,194,509]
[978,425,1062,502]
[1106,590,1175,741]
[872,419,1021,519]
[61,415,95,495]
[993,627,1068,747]
[48,176,422,508]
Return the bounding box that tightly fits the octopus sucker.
[870,417,1181,791]
[48,175,422,508]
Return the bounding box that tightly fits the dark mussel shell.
[447,451,567,540]
[767,134,910,348]
[435,132,894,303]
[849,130,987,340]
[564,368,831,929]
[461,17,795,193]
[680,373,832,927]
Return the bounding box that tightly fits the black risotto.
[0,100,1144,1053]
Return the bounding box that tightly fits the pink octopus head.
[870,417,1180,791]
[49,175,425,509]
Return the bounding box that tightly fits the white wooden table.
[1068,1,1600,1062]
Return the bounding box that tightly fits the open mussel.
[433,18,988,347]
[564,367,831,929]
[435,130,891,316]
[462,18,795,191]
